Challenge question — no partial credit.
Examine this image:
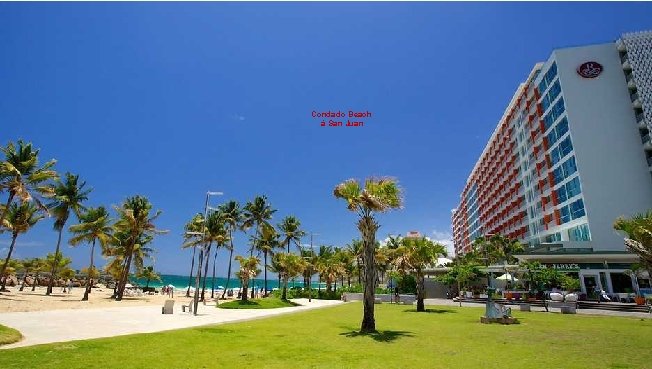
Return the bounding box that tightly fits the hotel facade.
[451,31,652,296]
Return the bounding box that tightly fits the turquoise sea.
[134,274,322,291]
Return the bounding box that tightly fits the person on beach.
[68,280,73,294]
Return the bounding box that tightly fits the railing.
[631,92,640,102]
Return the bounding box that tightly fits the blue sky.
[1,2,651,275]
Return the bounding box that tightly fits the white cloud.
[431,230,455,257]
[230,114,246,121]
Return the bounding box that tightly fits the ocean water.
[134,274,321,291]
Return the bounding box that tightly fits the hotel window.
[560,206,571,224]
[565,177,581,198]
[557,185,568,203]
[559,136,573,157]
[570,199,586,219]
[561,156,577,178]
[569,223,591,241]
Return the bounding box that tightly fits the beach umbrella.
[496,273,518,281]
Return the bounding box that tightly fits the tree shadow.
[403,308,457,314]
[339,330,414,342]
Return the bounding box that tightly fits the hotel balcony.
[621,53,632,70]
[647,156,652,170]
[626,72,636,89]
[616,39,627,52]
[636,112,647,129]
[631,92,642,109]
[642,133,652,151]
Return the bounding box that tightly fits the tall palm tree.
[253,223,280,297]
[31,257,46,291]
[243,195,276,297]
[199,211,228,301]
[235,255,260,302]
[219,201,242,299]
[112,195,167,301]
[210,214,230,299]
[182,213,204,297]
[0,202,44,291]
[0,140,57,228]
[394,237,446,312]
[333,177,402,333]
[278,216,305,253]
[45,173,91,295]
[69,206,113,300]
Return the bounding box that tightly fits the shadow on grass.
[340,330,414,342]
[403,308,457,314]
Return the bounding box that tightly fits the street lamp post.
[191,191,223,316]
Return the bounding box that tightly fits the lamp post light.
[191,191,223,316]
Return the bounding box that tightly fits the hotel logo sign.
[577,62,603,79]
[545,263,580,271]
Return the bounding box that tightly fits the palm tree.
[43,251,72,291]
[45,173,91,295]
[19,257,40,291]
[271,253,306,300]
[253,224,281,297]
[137,265,162,289]
[0,140,57,228]
[235,255,260,302]
[278,216,305,253]
[394,237,446,312]
[200,211,229,301]
[219,201,242,299]
[614,211,652,277]
[31,257,46,291]
[182,213,204,297]
[112,195,167,301]
[0,202,44,291]
[333,177,403,333]
[347,239,364,285]
[69,206,113,301]
[209,214,230,299]
[243,195,276,298]
[0,259,21,291]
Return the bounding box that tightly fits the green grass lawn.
[1,303,650,368]
[0,324,22,346]
[218,297,300,309]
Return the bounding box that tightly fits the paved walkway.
[0,298,343,349]
[423,298,652,319]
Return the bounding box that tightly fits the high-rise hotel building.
[451,31,652,294]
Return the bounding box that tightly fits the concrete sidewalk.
[423,298,652,319]
[0,298,343,349]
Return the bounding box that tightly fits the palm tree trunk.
[263,250,268,297]
[82,239,96,301]
[201,243,212,301]
[0,233,18,292]
[211,251,217,299]
[192,246,205,313]
[20,268,29,291]
[46,228,65,295]
[416,272,425,312]
[282,275,289,300]
[242,280,249,302]
[116,253,133,301]
[221,243,234,299]
[0,193,15,232]
[146,278,151,289]
[32,272,39,291]
[360,215,378,333]
[186,246,197,297]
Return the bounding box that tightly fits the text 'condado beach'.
[312,110,372,127]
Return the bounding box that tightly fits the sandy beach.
[0,286,205,313]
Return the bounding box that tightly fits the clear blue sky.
[1,2,651,275]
